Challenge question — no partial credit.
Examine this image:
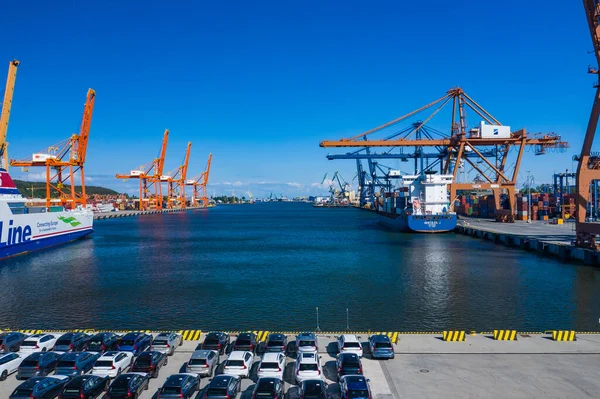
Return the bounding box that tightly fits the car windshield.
[120,339,134,346]
[344,342,361,348]
[110,378,130,392]
[236,339,251,345]
[204,338,219,345]
[161,387,182,394]
[343,358,360,366]
[226,360,244,367]
[20,341,37,347]
[12,389,33,396]
[135,358,151,367]
[375,342,392,348]
[268,340,284,346]
[299,340,314,347]
[153,340,167,345]
[207,388,228,396]
[300,364,318,371]
[94,360,114,368]
[261,362,279,369]
[57,360,76,367]
[21,360,38,367]
[347,390,369,399]
[304,383,324,395]
[189,358,207,365]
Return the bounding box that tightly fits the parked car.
[17,352,61,379]
[105,373,149,399]
[336,353,362,379]
[54,332,91,352]
[251,377,284,399]
[130,351,167,378]
[0,331,27,352]
[296,333,319,354]
[186,349,218,377]
[9,375,69,399]
[59,374,110,399]
[339,375,371,399]
[205,375,241,399]
[19,334,58,354]
[296,351,322,383]
[156,373,200,399]
[223,351,254,379]
[151,332,182,356]
[233,333,257,353]
[85,333,120,353]
[201,332,230,355]
[300,379,327,399]
[91,351,133,378]
[264,334,288,354]
[117,332,152,356]
[368,334,394,359]
[55,351,101,377]
[257,352,285,380]
[337,335,363,358]
[0,352,23,381]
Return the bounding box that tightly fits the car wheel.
[145,381,149,390]
[117,367,122,376]
[165,357,168,366]
[42,347,47,352]
[0,370,7,381]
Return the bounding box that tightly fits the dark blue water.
[1,203,600,332]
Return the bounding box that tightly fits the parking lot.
[2,332,600,398]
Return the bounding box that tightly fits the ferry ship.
[0,169,94,260]
[376,172,457,233]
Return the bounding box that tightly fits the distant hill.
[13,179,120,198]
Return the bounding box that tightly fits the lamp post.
[526,171,535,224]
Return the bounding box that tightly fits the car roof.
[58,332,76,338]
[17,376,46,388]
[297,332,315,339]
[342,375,367,385]
[261,352,282,361]
[299,352,318,363]
[66,375,98,387]
[155,332,171,337]
[340,334,359,342]
[191,350,214,358]
[0,352,18,359]
[164,374,193,386]
[227,350,249,360]
[61,352,87,360]
[210,375,235,387]
[24,334,46,339]
[268,333,285,340]
[24,352,44,360]
[371,334,391,342]
[99,351,122,359]
[206,332,223,337]
[339,353,359,361]
[256,377,280,389]
[237,333,254,338]
[121,332,144,338]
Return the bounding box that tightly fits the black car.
[265,334,288,353]
[0,332,27,352]
[17,352,62,379]
[205,375,241,399]
[85,333,120,353]
[106,373,149,399]
[130,351,167,378]
[336,353,362,378]
[300,380,327,399]
[60,375,110,399]
[156,373,200,399]
[54,332,91,352]
[201,332,230,355]
[55,352,100,377]
[233,333,257,353]
[10,375,69,399]
[251,377,284,399]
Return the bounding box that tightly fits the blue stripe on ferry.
[0,188,20,194]
[0,228,93,260]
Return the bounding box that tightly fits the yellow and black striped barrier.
[551,330,576,341]
[179,330,202,340]
[252,331,270,341]
[17,329,43,334]
[493,330,517,341]
[442,331,466,341]
[379,332,399,343]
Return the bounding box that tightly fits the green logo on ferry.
[58,216,82,227]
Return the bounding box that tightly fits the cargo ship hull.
[376,211,457,233]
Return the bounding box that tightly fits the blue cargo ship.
[376,172,456,233]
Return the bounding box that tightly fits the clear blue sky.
[2,0,595,197]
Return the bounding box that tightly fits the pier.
[455,218,600,265]
[93,207,202,220]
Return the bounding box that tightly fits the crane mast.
[0,60,20,169]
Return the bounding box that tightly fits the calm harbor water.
[1,202,600,332]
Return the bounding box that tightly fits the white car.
[91,351,133,378]
[337,334,363,358]
[295,351,322,383]
[257,352,285,380]
[0,352,23,381]
[223,351,254,379]
[19,334,58,354]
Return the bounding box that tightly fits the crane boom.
[157,129,169,176]
[0,60,20,167]
[75,89,96,164]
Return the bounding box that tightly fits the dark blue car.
[60,375,111,399]
[117,333,152,356]
[10,375,69,399]
[55,352,101,376]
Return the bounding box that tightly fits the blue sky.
[1,0,595,197]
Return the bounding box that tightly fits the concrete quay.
[93,207,200,220]
[1,331,600,398]
[455,217,600,265]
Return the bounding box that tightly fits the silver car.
[186,350,219,377]
[296,333,319,354]
[151,332,182,356]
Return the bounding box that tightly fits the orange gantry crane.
[576,0,600,249]
[0,60,19,170]
[186,153,212,207]
[116,129,169,210]
[161,142,192,209]
[11,88,96,209]
[320,87,568,221]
